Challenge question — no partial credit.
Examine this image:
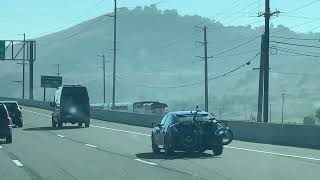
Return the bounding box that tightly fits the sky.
[1,0,320,40]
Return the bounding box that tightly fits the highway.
[0,107,319,180]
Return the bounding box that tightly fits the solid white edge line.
[12,160,23,167]
[57,135,64,138]
[225,146,320,161]
[85,144,97,148]
[134,158,157,166]
[26,108,320,162]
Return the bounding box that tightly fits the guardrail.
[1,96,320,149]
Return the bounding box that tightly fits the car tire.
[6,135,12,144]
[164,138,174,156]
[151,135,160,154]
[58,122,63,128]
[212,145,223,156]
[85,122,90,128]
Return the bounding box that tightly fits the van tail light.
[6,117,12,125]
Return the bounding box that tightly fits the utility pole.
[269,103,272,123]
[195,26,212,112]
[22,33,25,99]
[112,0,117,110]
[204,26,208,112]
[259,0,280,123]
[257,35,265,122]
[98,54,110,104]
[281,94,286,123]
[57,64,60,77]
[263,0,270,123]
[18,33,26,99]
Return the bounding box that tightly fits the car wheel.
[164,138,174,156]
[212,145,223,156]
[85,122,90,128]
[6,135,12,144]
[58,122,63,128]
[78,122,83,127]
[151,135,160,154]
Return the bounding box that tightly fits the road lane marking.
[0,145,3,149]
[23,109,51,117]
[225,146,320,161]
[134,158,157,166]
[12,160,23,167]
[85,144,97,148]
[90,125,151,137]
[57,134,64,138]
[26,108,320,162]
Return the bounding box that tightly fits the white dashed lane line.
[134,159,157,166]
[85,144,97,148]
[0,145,3,149]
[57,134,64,138]
[25,109,320,162]
[12,160,23,167]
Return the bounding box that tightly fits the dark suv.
[0,104,13,143]
[0,101,23,127]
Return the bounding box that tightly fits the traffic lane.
[23,106,320,158]
[5,114,206,180]
[0,143,33,180]
[22,107,320,180]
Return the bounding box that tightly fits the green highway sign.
[0,41,5,60]
[41,76,62,88]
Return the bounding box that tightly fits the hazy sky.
[1,0,320,40]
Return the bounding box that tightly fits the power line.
[272,47,320,58]
[285,0,320,14]
[270,35,320,41]
[271,71,315,76]
[270,41,320,49]
[271,46,320,55]
[128,53,259,89]
[213,35,261,57]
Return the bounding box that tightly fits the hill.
[1,5,320,121]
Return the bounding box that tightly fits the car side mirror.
[152,122,161,128]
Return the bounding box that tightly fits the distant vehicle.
[133,101,167,115]
[50,85,90,128]
[0,104,13,143]
[0,101,23,127]
[151,109,233,156]
[107,102,132,111]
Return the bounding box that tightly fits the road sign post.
[41,76,62,101]
[0,41,5,60]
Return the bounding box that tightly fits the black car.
[0,104,13,143]
[0,101,23,127]
[151,110,233,156]
[51,85,90,128]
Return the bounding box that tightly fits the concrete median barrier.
[2,96,320,149]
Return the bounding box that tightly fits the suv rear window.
[4,102,18,112]
[0,105,8,118]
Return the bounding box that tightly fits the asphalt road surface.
[0,106,319,180]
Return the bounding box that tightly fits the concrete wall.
[0,97,51,110]
[90,108,162,128]
[1,97,320,149]
[228,121,320,149]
